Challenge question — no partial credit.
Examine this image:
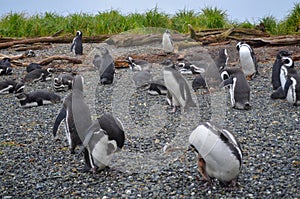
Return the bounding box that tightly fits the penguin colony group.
[1,29,298,189]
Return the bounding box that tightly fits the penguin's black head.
[1,57,11,63]
[126,56,134,64]
[277,50,292,59]
[15,82,25,93]
[16,93,27,100]
[281,57,294,68]
[76,30,82,37]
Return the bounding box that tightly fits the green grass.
[0,4,299,37]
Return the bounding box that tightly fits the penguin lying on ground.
[23,68,53,83]
[146,79,168,95]
[53,73,74,92]
[0,80,24,94]
[126,56,152,71]
[93,47,115,84]
[80,113,125,173]
[177,60,205,75]
[16,90,61,107]
[0,58,13,75]
[26,63,42,73]
[53,77,83,154]
[271,56,296,99]
[236,41,258,80]
[284,73,300,106]
[189,122,243,187]
[220,67,251,110]
[271,50,293,91]
[163,64,196,112]
[162,29,174,53]
[71,30,83,55]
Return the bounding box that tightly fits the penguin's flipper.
[283,77,292,97]
[52,107,66,137]
[271,87,286,99]
[220,77,234,88]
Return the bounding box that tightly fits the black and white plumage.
[16,90,61,107]
[146,80,168,95]
[220,68,251,110]
[284,74,300,106]
[0,57,13,75]
[53,73,74,92]
[236,41,258,80]
[214,48,229,71]
[81,114,125,173]
[177,60,205,75]
[53,93,81,154]
[23,68,53,83]
[192,73,207,92]
[26,63,42,73]
[271,50,292,90]
[0,80,24,94]
[271,56,296,99]
[93,47,115,84]
[126,56,151,71]
[162,29,174,53]
[163,64,196,112]
[189,122,243,187]
[70,30,83,55]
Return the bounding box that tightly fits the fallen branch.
[38,55,82,66]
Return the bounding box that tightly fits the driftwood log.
[188,24,300,47]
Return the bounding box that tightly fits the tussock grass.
[0,4,299,37]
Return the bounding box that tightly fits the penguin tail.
[53,107,66,137]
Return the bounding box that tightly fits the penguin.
[214,48,229,71]
[53,75,91,154]
[26,63,42,73]
[16,90,61,107]
[133,70,153,87]
[24,49,36,57]
[220,67,251,110]
[0,80,25,94]
[70,30,83,55]
[177,60,205,75]
[189,122,243,187]
[93,47,115,84]
[236,41,258,80]
[162,29,174,53]
[163,64,197,112]
[271,56,296,99]
[80,113,125,173]
[126,56,151,71]
[0,58,13,75]
[284,73,300,106]
[146,80,168,95]
[23,68,52,82]
[192,73,207,92]
[271,50,292,90]
[53,73,74,92]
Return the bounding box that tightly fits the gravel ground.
[0,37,299,198]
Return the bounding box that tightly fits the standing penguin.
[220,68,251,110]
[214,48,229,71]
[71,30,83,55]
[93,47,115,84]
[284,74,300,106]
[271,56,296,99]
[163,64,196,112]
[236,41,258,80]
[271,50,292,90]
[162,29,174,53]
[80,113,125,173]
[189,122,243,187]
[0,80,24,94]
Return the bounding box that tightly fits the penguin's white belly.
[90,135,114,169]
[287,86,296,103]
[280,71,286,89]
[239,50,255,76]
[164,71,185,107]
[204,141,241,182]
[64,110,72,147]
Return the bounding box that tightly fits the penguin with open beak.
[163,64,196,112]
[189,122,243,187]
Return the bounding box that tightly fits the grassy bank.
[0,4,299,38]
